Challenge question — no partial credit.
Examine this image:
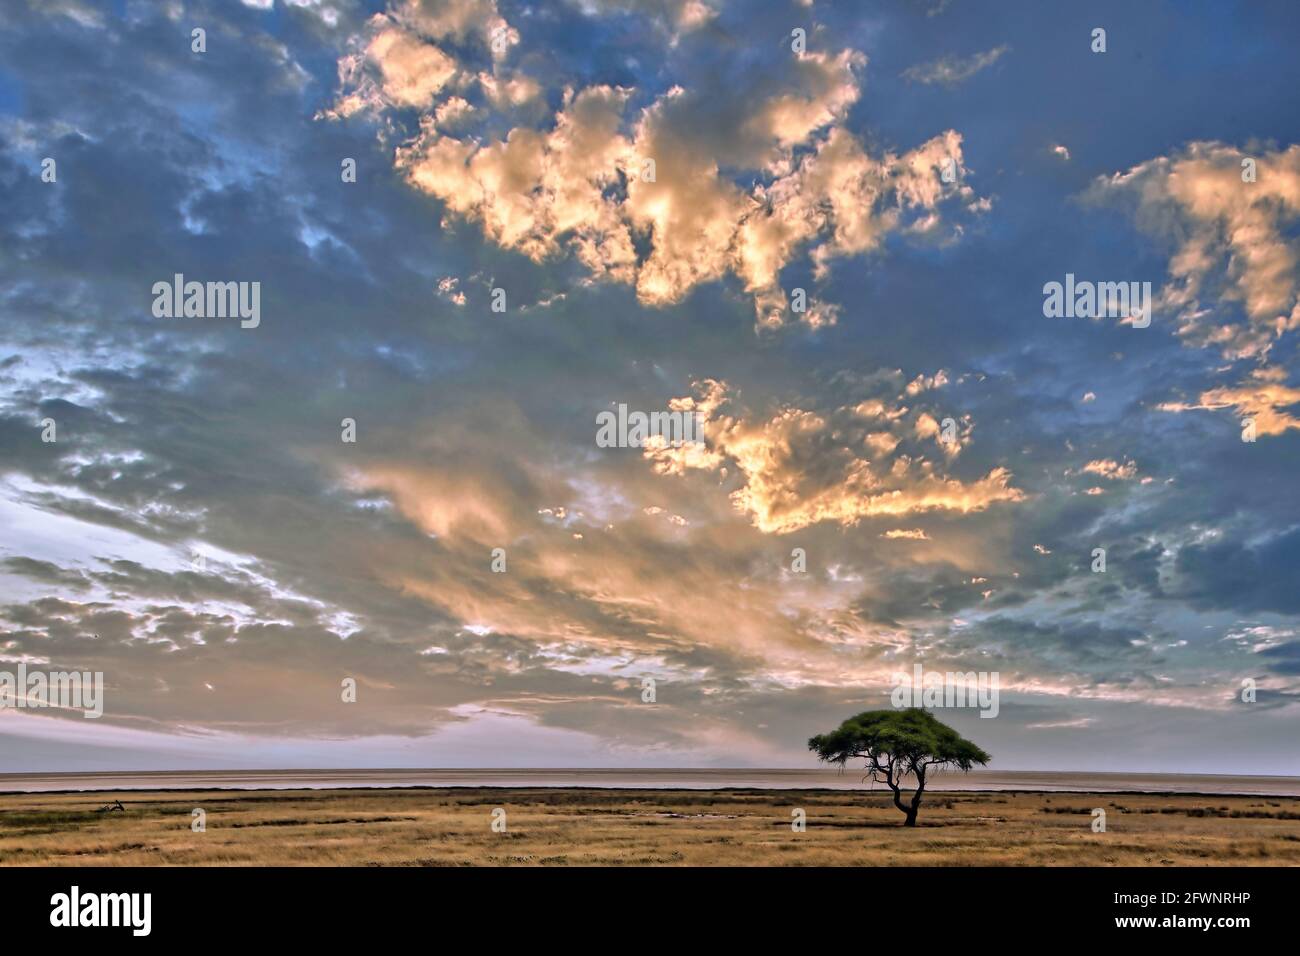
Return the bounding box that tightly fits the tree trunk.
[900,789,923,826]
[884,762,925,826]
[904,769,926,826]
[890,786,910,822]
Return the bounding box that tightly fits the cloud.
[1,557,91,591]
[402,0,516,45]
[569,0,720,36]
[1159,364,1300,436]
[1259,640,1300,676]
[739,125,979,326]
[318,0,518,119]
[398,84,639,274]
[644,379,1025,533]
[326,6,984,328]
[4,0,1298,773]
[1096,143,1300,447]
[902,45,1010,87]
[1090,141,1300,359]
[366,26,460,108]
[1081,458,1138,480]
[1166,526,1300,615]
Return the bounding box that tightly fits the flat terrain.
[1,787,1297,866]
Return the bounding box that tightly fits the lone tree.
[808,708,990,826]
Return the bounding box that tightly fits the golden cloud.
[645,379,1025,533]
[325,12,984,330]
[1159,364,1300,436]
[1092,141,1300,359]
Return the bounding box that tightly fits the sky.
[0,0,1298,775]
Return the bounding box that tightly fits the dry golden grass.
[1,787,1297,866]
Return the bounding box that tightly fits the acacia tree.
[808,708,990,826]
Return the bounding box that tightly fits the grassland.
[1,787,1297,866]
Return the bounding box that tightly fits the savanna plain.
[1,787,1298,866]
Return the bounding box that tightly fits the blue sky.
[1,0,1298,774]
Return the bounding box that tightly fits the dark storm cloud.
[1167,529,1300,616]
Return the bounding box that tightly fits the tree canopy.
[809,708,991,825]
